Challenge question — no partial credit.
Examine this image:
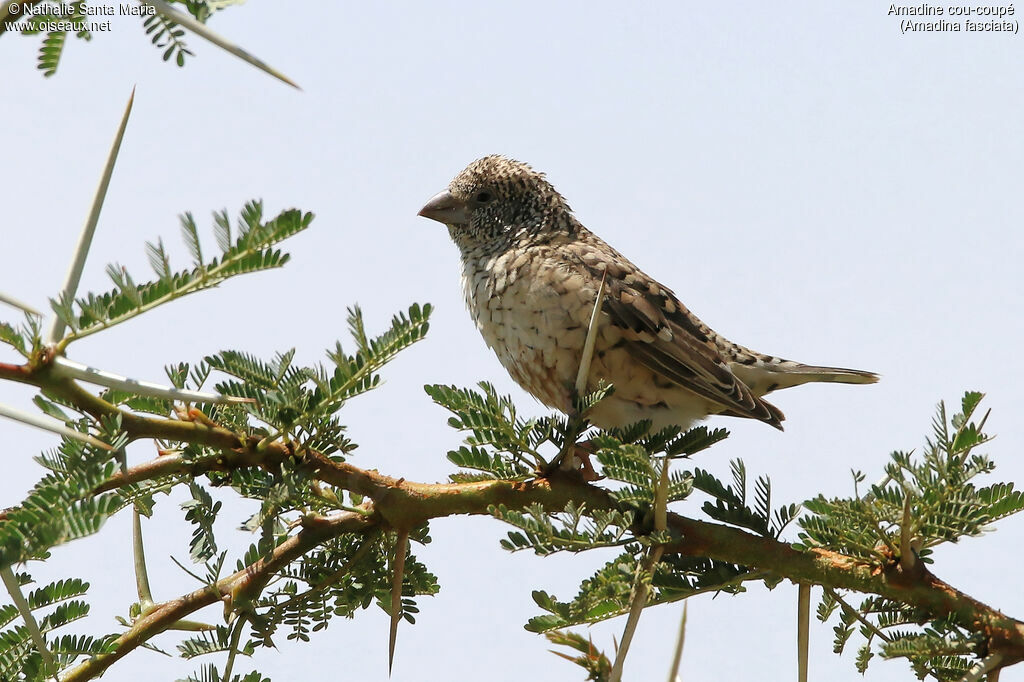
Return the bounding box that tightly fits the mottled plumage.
[419,155,877,432]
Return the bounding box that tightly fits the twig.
[221,613,248,682]
[823,587,893,643]
[1,566,59,681]
[59,511,372,682]
[269,533,379,615]
[610,545,664,682]
[54,212,311,347]
[139,0,300,89]
[611,455,671,682]
[46,89,135,345]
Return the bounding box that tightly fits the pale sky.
[2,3,1023,681]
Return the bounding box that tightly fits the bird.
[418,155,877,433]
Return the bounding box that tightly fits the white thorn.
[1,567,58,678]
[51,356,253,404]
[899,491,916,571]
[575,270,607,397]
[139,0,301,89]
[46,88,135,345]
[665,601,687,682]
[797,583,810,682]
[0,292,42,317]
[0,402,112,450]
[959,653,1003,682]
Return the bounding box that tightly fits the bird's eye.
[475,191,493,204]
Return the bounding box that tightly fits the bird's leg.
[545,438,601,482]
[543,409,601,481]
[562,438,601,482]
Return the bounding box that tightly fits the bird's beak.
[418,190,469,225]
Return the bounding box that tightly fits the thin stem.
[616,454,675,680]
[610,545,665,682]
[56,225,295,346]
[270,532,379,615]
[823,587,893,644]
[654,456,669,533]
[168,555,211,585]
[60,511,372,682]
[221,613,248,682]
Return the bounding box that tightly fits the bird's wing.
[567,239,784,428]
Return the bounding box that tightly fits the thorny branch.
[59,511,372,682]
[2,355,1023,678]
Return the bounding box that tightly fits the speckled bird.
[418,155,878,432]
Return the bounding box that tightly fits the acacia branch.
[4,357,1024,673]
[87,437,1024,667]
[59,511,372,682]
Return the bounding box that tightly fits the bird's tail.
[779,363,879,385]
[731,359,879,395]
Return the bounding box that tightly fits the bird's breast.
[458,246,714,430]
[461,248,599,409]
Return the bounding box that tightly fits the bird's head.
[418,155,574,252]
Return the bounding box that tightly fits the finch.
[419,155,877,432]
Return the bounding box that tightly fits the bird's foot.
[554,439,602,482]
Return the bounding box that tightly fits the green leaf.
[0,322,27,356]
[32,395,71,423]
[180,212,204,265]
[182,483,221,563]
[38,29,67,77]
[545,630,612,679]
[60,204,314,343]
[178,625,252,660]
